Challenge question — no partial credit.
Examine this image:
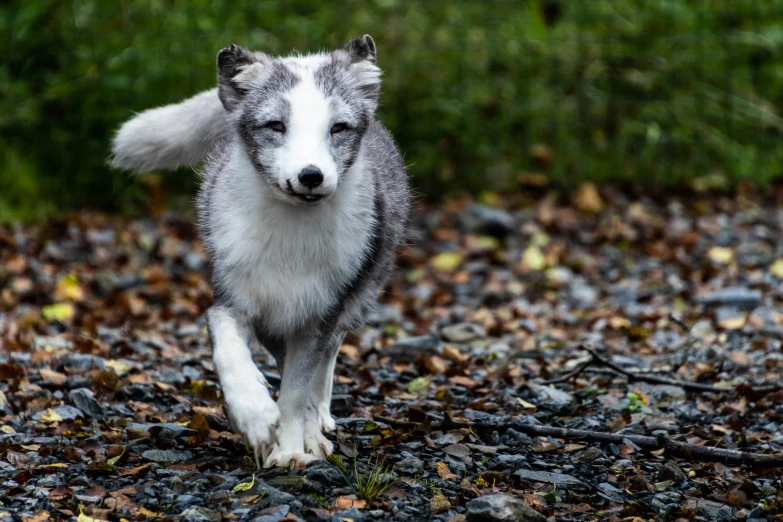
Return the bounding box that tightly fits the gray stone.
[457,203,515,239]
[395,456,424,474]
[578,447,603,463]
[527,383,573,405]
[142,449,193,463]
[385,336,441,361]
[33,405,84,422]
[702,287,762,310]
[657,461,687,483]
[466,493,546,522]
[515,469,587,488]
[69,388,103,418]
[441,323,486,343]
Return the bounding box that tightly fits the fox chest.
[211,217,368,333]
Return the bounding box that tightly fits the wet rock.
[515,469,587,487]
[466,493,546,522]
[457,203,515,239]
[578,447,603,463]
[305,461,344,485]
[702,287,762,310]
[141,449,193,463]
[32,405,84,422]
[440,323,486,343]
[69,388,103,418]
[657,461,687,483]
[395,455,424,474]
[385,336,441,361]
[527,383,573,405]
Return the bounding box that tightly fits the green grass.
[327,451,397,505]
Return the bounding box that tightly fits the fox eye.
[265,121,286,133]
[330,123,349,134]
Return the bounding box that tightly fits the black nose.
[298,167,323,189]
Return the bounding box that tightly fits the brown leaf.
[118,464,150,477]
[436,461,458,480]
[335,495,366,510]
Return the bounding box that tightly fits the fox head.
[216,36,381,205]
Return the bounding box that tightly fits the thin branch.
[539,344,782,395]
[372,414,783,467]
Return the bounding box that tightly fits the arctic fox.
[111,35,409,468]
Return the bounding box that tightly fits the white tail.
[110,88,228,172]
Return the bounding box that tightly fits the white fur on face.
[275,67,338,197]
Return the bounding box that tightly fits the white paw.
[264,447,318,469]
[318,403,336,433]
[223,376,280,467]
[305,420,334,458]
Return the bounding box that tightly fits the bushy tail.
[110,88,228,172]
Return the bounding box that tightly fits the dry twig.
[373,414,783,467]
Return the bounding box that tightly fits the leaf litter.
[1,185,783,520]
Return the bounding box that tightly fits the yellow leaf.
[407,376,431,394]
[105,360,133,377]
[475,236,500,251]
[429,495,451,514]
[42,303,74,322]
[430,252,463,272]
[78,509,107,522]
[770,258,783,279]
[517,397,537,412]
[1,425,16,434]
[54,274,84,302]
[530,232,550,247]
[39,408,63,424]
[522,246,546,271]
[573,183,603,213]
[232,474,255,493]
[718,315,746,330]
[707,246,734,264]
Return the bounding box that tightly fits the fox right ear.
[217,44,265,111]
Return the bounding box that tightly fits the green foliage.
[327,451,396,505]
[2,1,783,218]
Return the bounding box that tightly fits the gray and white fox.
[111,35,409,468]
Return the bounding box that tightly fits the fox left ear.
[344,35,377,65]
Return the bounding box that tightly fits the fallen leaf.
[232,474,255,493]
[707,246,734,264]
[430,252,464,272]
[573,183,603,212]
[39,408,63,423]
[770,258,783,278]
[42,303,74,322]
[336,495,366,509]
[54,274,84,302]
[430,495,451,514]
[522,245,546,270]
[436,461,458,480]
[407,376,431,394]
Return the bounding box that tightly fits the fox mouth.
[284,180,325,204]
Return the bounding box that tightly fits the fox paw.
[318,403,336,433]
[305,420,334,458]
[264,447,319,469]
[223,377,280,468]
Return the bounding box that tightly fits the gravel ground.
[1,185,782,521]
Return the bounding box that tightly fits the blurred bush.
[2,0,783,219]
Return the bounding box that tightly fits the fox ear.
[217,44,265,111]
[344,34,377,65]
